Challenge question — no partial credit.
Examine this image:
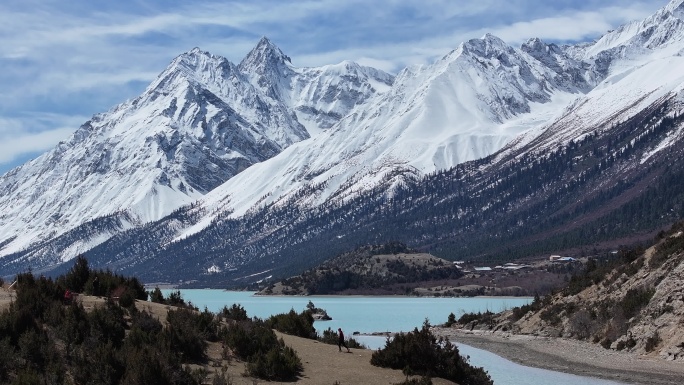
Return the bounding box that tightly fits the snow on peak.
[461,33,511,57]
[666,0,684,17]
[184,34,596,233]
[6,2,684,276]
[582,0,684,60]
[239,36,293,74]
[0,36,396,266]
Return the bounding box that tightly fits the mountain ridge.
[2,0,684,285]
[0,39,393,266]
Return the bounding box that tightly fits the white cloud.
[0,0,669,174]
[0,114,85,166]
[489,6,659,45]
[0,127,75,164]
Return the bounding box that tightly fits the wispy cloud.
[0,114,87,164]
[0,0,667,175]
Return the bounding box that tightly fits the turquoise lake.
[163,290,625,385]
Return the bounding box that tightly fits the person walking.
[338,328,350,353]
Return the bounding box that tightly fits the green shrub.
[71,340,123,385]
[445,312,456,327]
[219,304,248,321]
[167,290,187,307]
[266,309,316,339]
[318,327,365,349]
[60,254,91,292]
[57,256,148,301]
[510,294,543,321]
[651,221,684,269]
[458,311,495,327]
[88,299,127,348]
[127,311,164,348]
[371,320,492,385]
[149,287,165,303]
[223,319,278,360]
[118,287,137,308]
[620,287,655,319]
[0,337,16,383]
[13,273,62,321]
[221,319,303,381]
[1,257,202,385]
[120,345,196,385]
[246,343,302,381]
[166,307,214,361]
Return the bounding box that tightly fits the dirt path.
[435,329,684,385]
[275,332,456,385]
[206,331,456,385]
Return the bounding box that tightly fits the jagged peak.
[665,0,684,16]
[255,36,288,58]
[140,46,237,101]
[522,37,546,50]
[319,60,362,74]
[521,37,563,55]
[175,47,226,65]
[458,33,513,59]
[582,0,684,60]
[239,36,292,72]
[161,47,231,77]
[481,32,506,43]
[177,46,215,60]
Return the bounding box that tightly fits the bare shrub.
[645,331,661,352]
[604,308,628,343]
[568,309,595,340]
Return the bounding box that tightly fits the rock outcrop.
[458,223,684,360]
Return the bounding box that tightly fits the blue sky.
[0,0,667,175]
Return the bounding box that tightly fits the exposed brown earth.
[198,330,459,385]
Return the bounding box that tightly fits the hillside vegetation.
[1,256,493,385]
[96,99,683,287]
[0,257,304,384]
[456,222,684,360]
[259,243,464,295]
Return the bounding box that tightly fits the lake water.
[163,290,625,385]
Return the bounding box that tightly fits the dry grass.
[1,286,454,384]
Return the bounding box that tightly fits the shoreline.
[251,291,532,299]
[434,328,684,385]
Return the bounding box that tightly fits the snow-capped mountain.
[502,0,684,155]
[0,38,393,270]
[174,33,599,237]
[2,0,684,283]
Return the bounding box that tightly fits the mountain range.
[2,0,684,286]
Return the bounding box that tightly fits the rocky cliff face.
[466,223,684,360]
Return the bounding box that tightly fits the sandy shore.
[434,328,684,385]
